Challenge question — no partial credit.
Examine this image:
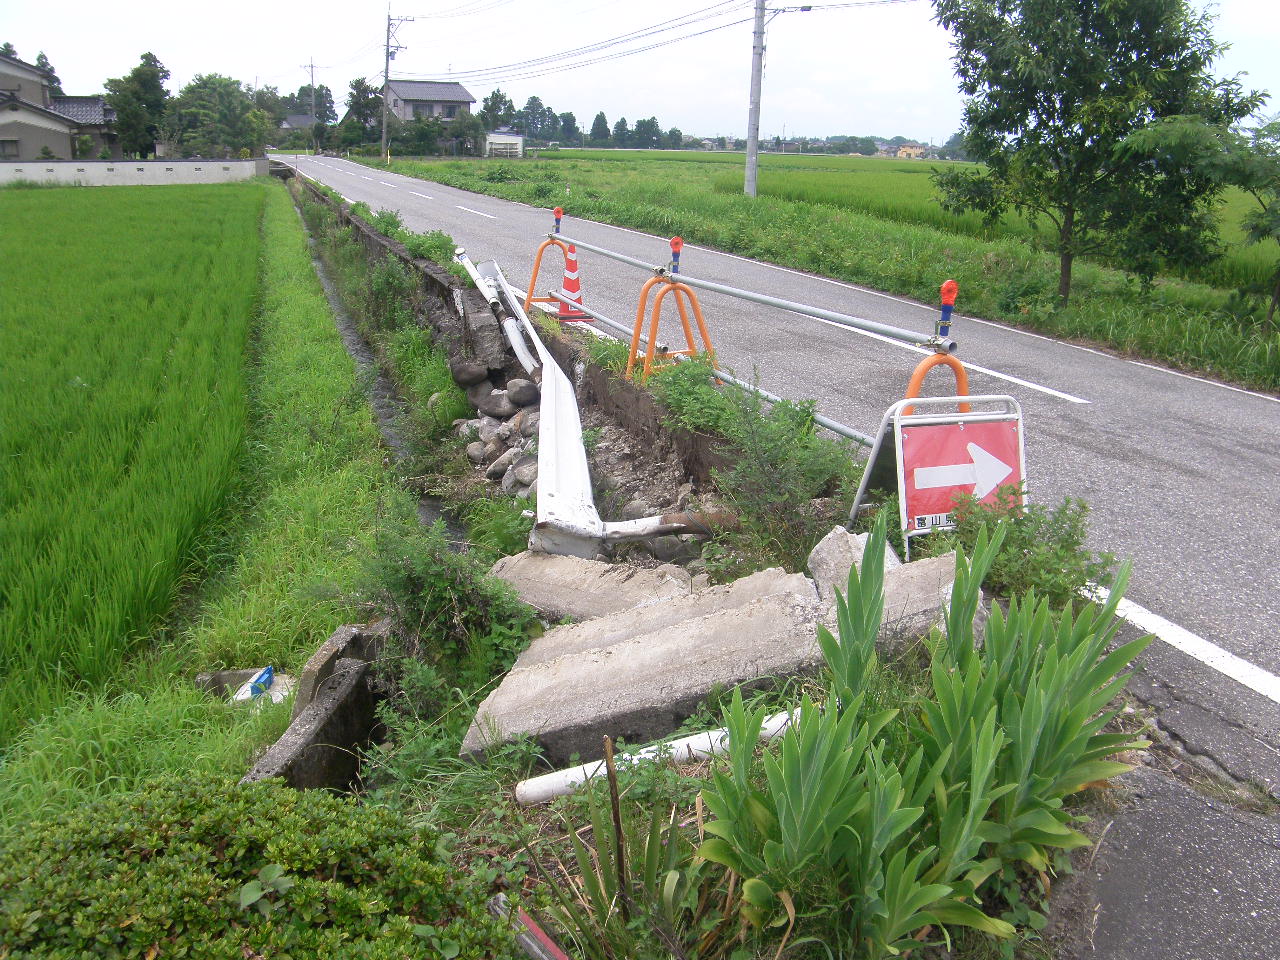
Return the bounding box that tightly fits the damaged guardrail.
[454,247,737,559]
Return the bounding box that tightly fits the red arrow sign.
[899,419,1023,532]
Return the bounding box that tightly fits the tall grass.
[365,155,1280,389]
[547,150,1276,292]
[0,185,266,748]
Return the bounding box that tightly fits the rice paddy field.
[0,183,424,820]
[546,150,1274,292]
[0,184,265,748]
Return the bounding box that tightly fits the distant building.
[1,52,121,160]
[896,143,926,159]
[484,127,523,158]
[280,114,318,131]
[383,80,475,123]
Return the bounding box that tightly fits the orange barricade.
[625,238,715,381]
[524,206,590,321]
[903,353,971,416]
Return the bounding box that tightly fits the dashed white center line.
[359,175,375,180]
[410,191,434,200]
[379,180,396,186]
[456,205,497,219]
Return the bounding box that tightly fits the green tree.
[632,116,661,149]
[558,111,580,144]
[345,78,381,140]
[105,53,170,158]
[936,129,968,161]
[449,112,486,155]
[0,42,17,58]
[1126,116,1280,324]
[611,117,629,148]
[667,126,683,149]
[515,95,545,137]
[395,116,443,155]
[932,0,1261,303]
[589,111,610,144]
[250,85,286,123]
[169,74,270,157]
[478,88,514,130]
[35,52,62,95]
[289,84,336,124]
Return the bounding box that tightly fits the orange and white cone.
[556,245,590,321]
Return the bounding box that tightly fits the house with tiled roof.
[1,52,120,160]
[280,114,318,131]
[383,80,474,123]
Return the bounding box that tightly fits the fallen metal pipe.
[454,248,540,374]
[515,710,794,805]
[555,232,954,353]
[602,510,738,542]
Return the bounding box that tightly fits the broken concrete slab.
[490,551,692,621]
[515,568,816,668]
[242,657,379,790]
[820,551,970,658]
[291,619,389,720]
[461,588,825,765]
[806,525,902,603]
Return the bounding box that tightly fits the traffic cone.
[556,245,590,321]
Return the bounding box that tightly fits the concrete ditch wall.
[0,158,268,186]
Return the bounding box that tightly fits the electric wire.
[391,0,749,79]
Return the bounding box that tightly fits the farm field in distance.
[0,184,264,748]
[543,149,1274,292]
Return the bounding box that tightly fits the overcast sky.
[4,0,1277,142]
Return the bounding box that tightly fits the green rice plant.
[0,183,267,748]
[0,183,438,826]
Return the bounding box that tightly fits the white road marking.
[379,180,396,186]
[1125,359,1280,405]
[1091,586,1280,705]
[801,312,1091,404]
[359,175,375,180]
[410,191,435,200]
[457,205,497,219]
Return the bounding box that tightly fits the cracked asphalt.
[286,154,1280,954]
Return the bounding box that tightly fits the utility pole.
[743,3,811,196]
[300,59,317,152]
[380,9,413,165]
[743,0,767,197]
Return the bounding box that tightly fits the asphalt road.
[286,154,1280,786]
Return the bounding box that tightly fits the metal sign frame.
[848,395,1026,559]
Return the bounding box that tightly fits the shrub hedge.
[0,778,516,959]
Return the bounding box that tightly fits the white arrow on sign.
[913,442,1013,499]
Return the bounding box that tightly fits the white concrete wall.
[0,158,269,186]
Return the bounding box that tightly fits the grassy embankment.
[0,181,433,827]
[358,152,1279,390]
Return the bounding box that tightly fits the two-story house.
[1,52,120,161]
[383,80,475,123]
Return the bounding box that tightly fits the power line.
[391,0,750,82]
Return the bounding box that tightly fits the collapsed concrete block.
[514,568,815,668]
[291,619,390,720]
[242,658,379,790]
[806,525,902,603]
[818,551,970,658]
[490,551,691,621]
[461,588,825,765]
